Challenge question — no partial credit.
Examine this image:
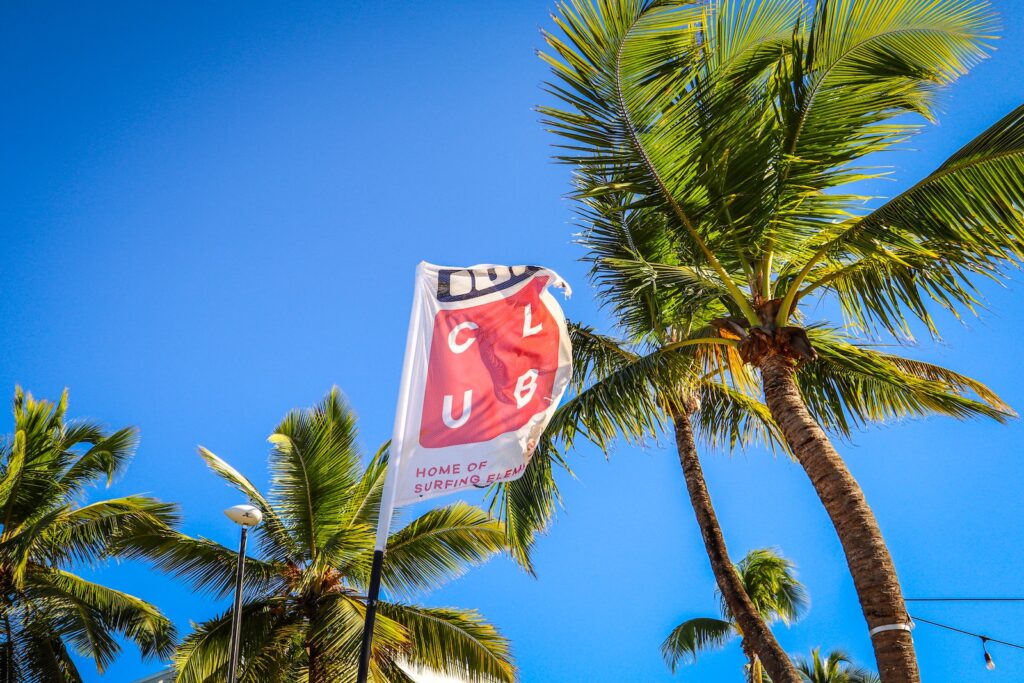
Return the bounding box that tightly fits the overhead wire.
[906,597,1024,603]
[911,615,1024,651]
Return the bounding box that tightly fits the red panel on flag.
[420,277,560,447]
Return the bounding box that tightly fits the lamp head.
[982,637,996,671]
[224,504,263,527]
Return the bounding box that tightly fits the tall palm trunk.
[2,611,12,683]
[759,355,918,683]
[671,401,801,683]
[307,638,326,683]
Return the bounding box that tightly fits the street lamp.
[224,504,262,683]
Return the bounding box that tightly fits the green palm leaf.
[19,629,83,683]
[806,104,1024,336]
[487,434,564,573]
[374,502,507,600]
[660,617,734,671]
[797,326,1013,435]
[113,527,282,598]
[35,496,178,568]
[732,548,808,626]
[795,648,880,683]
[268,387,364,560]
[58,426,139,493]
[197,446,298,563]
[377,602,516,683]
[694,378,783,452]
[175,598,291,683]
[312,593,411,668]
[23,568,176,670]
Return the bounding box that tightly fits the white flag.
[388,262,572,508]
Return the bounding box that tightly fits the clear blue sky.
[2,1,1023,681]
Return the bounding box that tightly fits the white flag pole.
[356,263,424,683]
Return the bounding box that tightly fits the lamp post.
[224,504,262,683]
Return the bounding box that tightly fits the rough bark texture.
[307,639,326,683]
[759,354,919,683]
[671,404,801,683]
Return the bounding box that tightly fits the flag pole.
[356,264,424,683]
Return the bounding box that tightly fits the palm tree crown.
[796,648,880,683]
[127,388,516,683]
[541,0,1024,339]
[0,387,176,681]
[661,548,807,673]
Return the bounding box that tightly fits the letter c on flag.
[448,322,478,354]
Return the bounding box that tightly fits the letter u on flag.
[384,262,572,516]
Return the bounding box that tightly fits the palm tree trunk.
[759,354,919,683]
[308,639,326,683]
[2,611,12,683]
[671,403,801,683]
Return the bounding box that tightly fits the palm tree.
[796,649,880,683]
[0,387,176,680]
[125,388,515,683]
[661,548,806,677]
[538,1,1022,680]
[487,153,1008,683]
[487,195,1005,683]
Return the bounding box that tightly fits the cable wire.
[906,598,1024,602]
[911,615,1024,651]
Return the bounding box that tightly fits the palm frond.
[567,323,640,391]
[58,426,139,493]
[797,326,1013,436]
[377,602,515,683]
[18,628,83,683]
[0,428,27,509]
[343,441,389,532]
[309,594,410,672]
[236,617,306,683]
[268,387,364,561]
[175,598,291,683]
[694,378,784,453]
[38,496,179,568]
[112,527,282,599]
[367,503,507,600]
[795,647,880,683]
[23,568,176,671]
[198,446,297,563]
[487,436,563,573]
[733,548,807,626]
[660,617,734,672]
[800,103,1024,336]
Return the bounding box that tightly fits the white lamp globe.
[224,504,263,527]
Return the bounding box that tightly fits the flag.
[358,261,573,683]
[389,262,572,506]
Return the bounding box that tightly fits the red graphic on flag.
[420,277,560,448]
